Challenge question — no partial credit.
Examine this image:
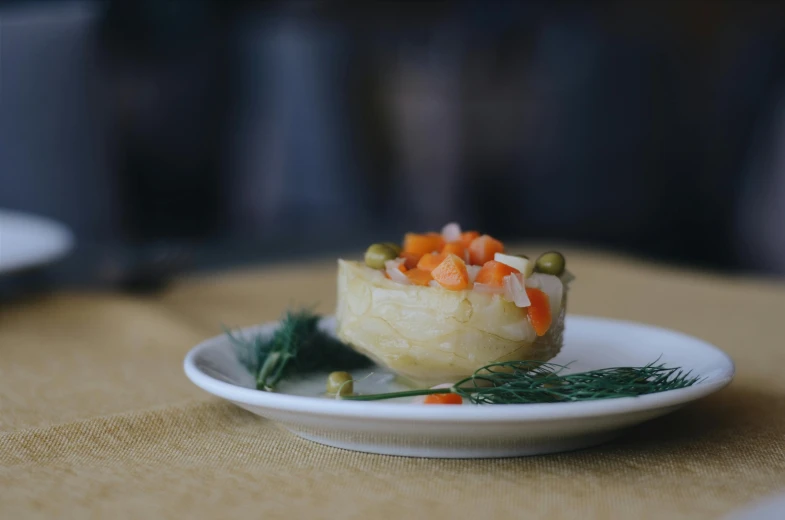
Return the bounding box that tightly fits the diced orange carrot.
[459,231,480,249]
[431,254,470,291]
[441,241,466,260]
[416,252,446,272]
[526,287,552,336]
[403,233,445,256]
[474,260,519,287]
[405,268,433,286]
[424,393,463,405]
[399,251,422,270]
[468,234,504,265]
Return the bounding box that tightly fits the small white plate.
[184,315,734,458]
[0,210,74,274]
[726,493,785,520]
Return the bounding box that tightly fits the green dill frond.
[225,309,373,391]
[344,359,702,403]
[228,310,702,403]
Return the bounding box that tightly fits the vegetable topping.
[423,393,463,405]
[431,254,470,290]
[468,234,505,265]
[403,232,445,257]
[360,224,570,337]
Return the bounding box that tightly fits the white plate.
[726,493,785,520]
[184,315,734,458]
[0,210,75,274]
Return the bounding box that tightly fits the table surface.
[2,247,785,520]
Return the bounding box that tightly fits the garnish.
[341,360,701,404]
[229,310,701,403]
[225,309,373,391]
[423,393,464,405]
[326,371,354,396]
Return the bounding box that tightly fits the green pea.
[326,371,354,396]
[364,243,398,269]
[382,242,402,256]
[534,251,566,276]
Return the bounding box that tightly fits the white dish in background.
[0,210,74,274]
[726,493,785,520]
[184,315,734,458]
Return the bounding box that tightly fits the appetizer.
[336,223,571,386]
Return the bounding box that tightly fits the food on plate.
[364,243,398,269]
[423,393,463,405]
[335,223,571,385]
[534,251,566,277]
[326,371,354,396]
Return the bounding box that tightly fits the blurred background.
[3,0,785,296]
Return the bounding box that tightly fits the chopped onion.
[385,258,405,270]
[466,265,482,283]
[503,273,531,308]
[494,253,531,276]
[384,259,410,285]
[428,280,442,289]
[524,275,541,290]
[473,282,504,295]
[387,268,410,285]
[441,222,462,242]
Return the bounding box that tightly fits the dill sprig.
[225,309,373,391]
[342,360,702,403]
[228,310,702,402]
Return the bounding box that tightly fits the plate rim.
[0,209,75,274]
[183,315,735,422]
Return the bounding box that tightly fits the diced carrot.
[417,252,446,272]
[468,234,504,265]
[474,260,519,287]
[403,233,445,256]
[431,254,470,291]
[526,287,552,336]
[441,241,466,260]
[423,393,463,405]
[399,251,422,270]
[459,231,480,249]
[405,268,433,286]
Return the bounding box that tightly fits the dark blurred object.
[97,242,193,293]
[4,0,785,293]
[96,0,237,243]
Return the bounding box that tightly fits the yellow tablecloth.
[2,249,785,519]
